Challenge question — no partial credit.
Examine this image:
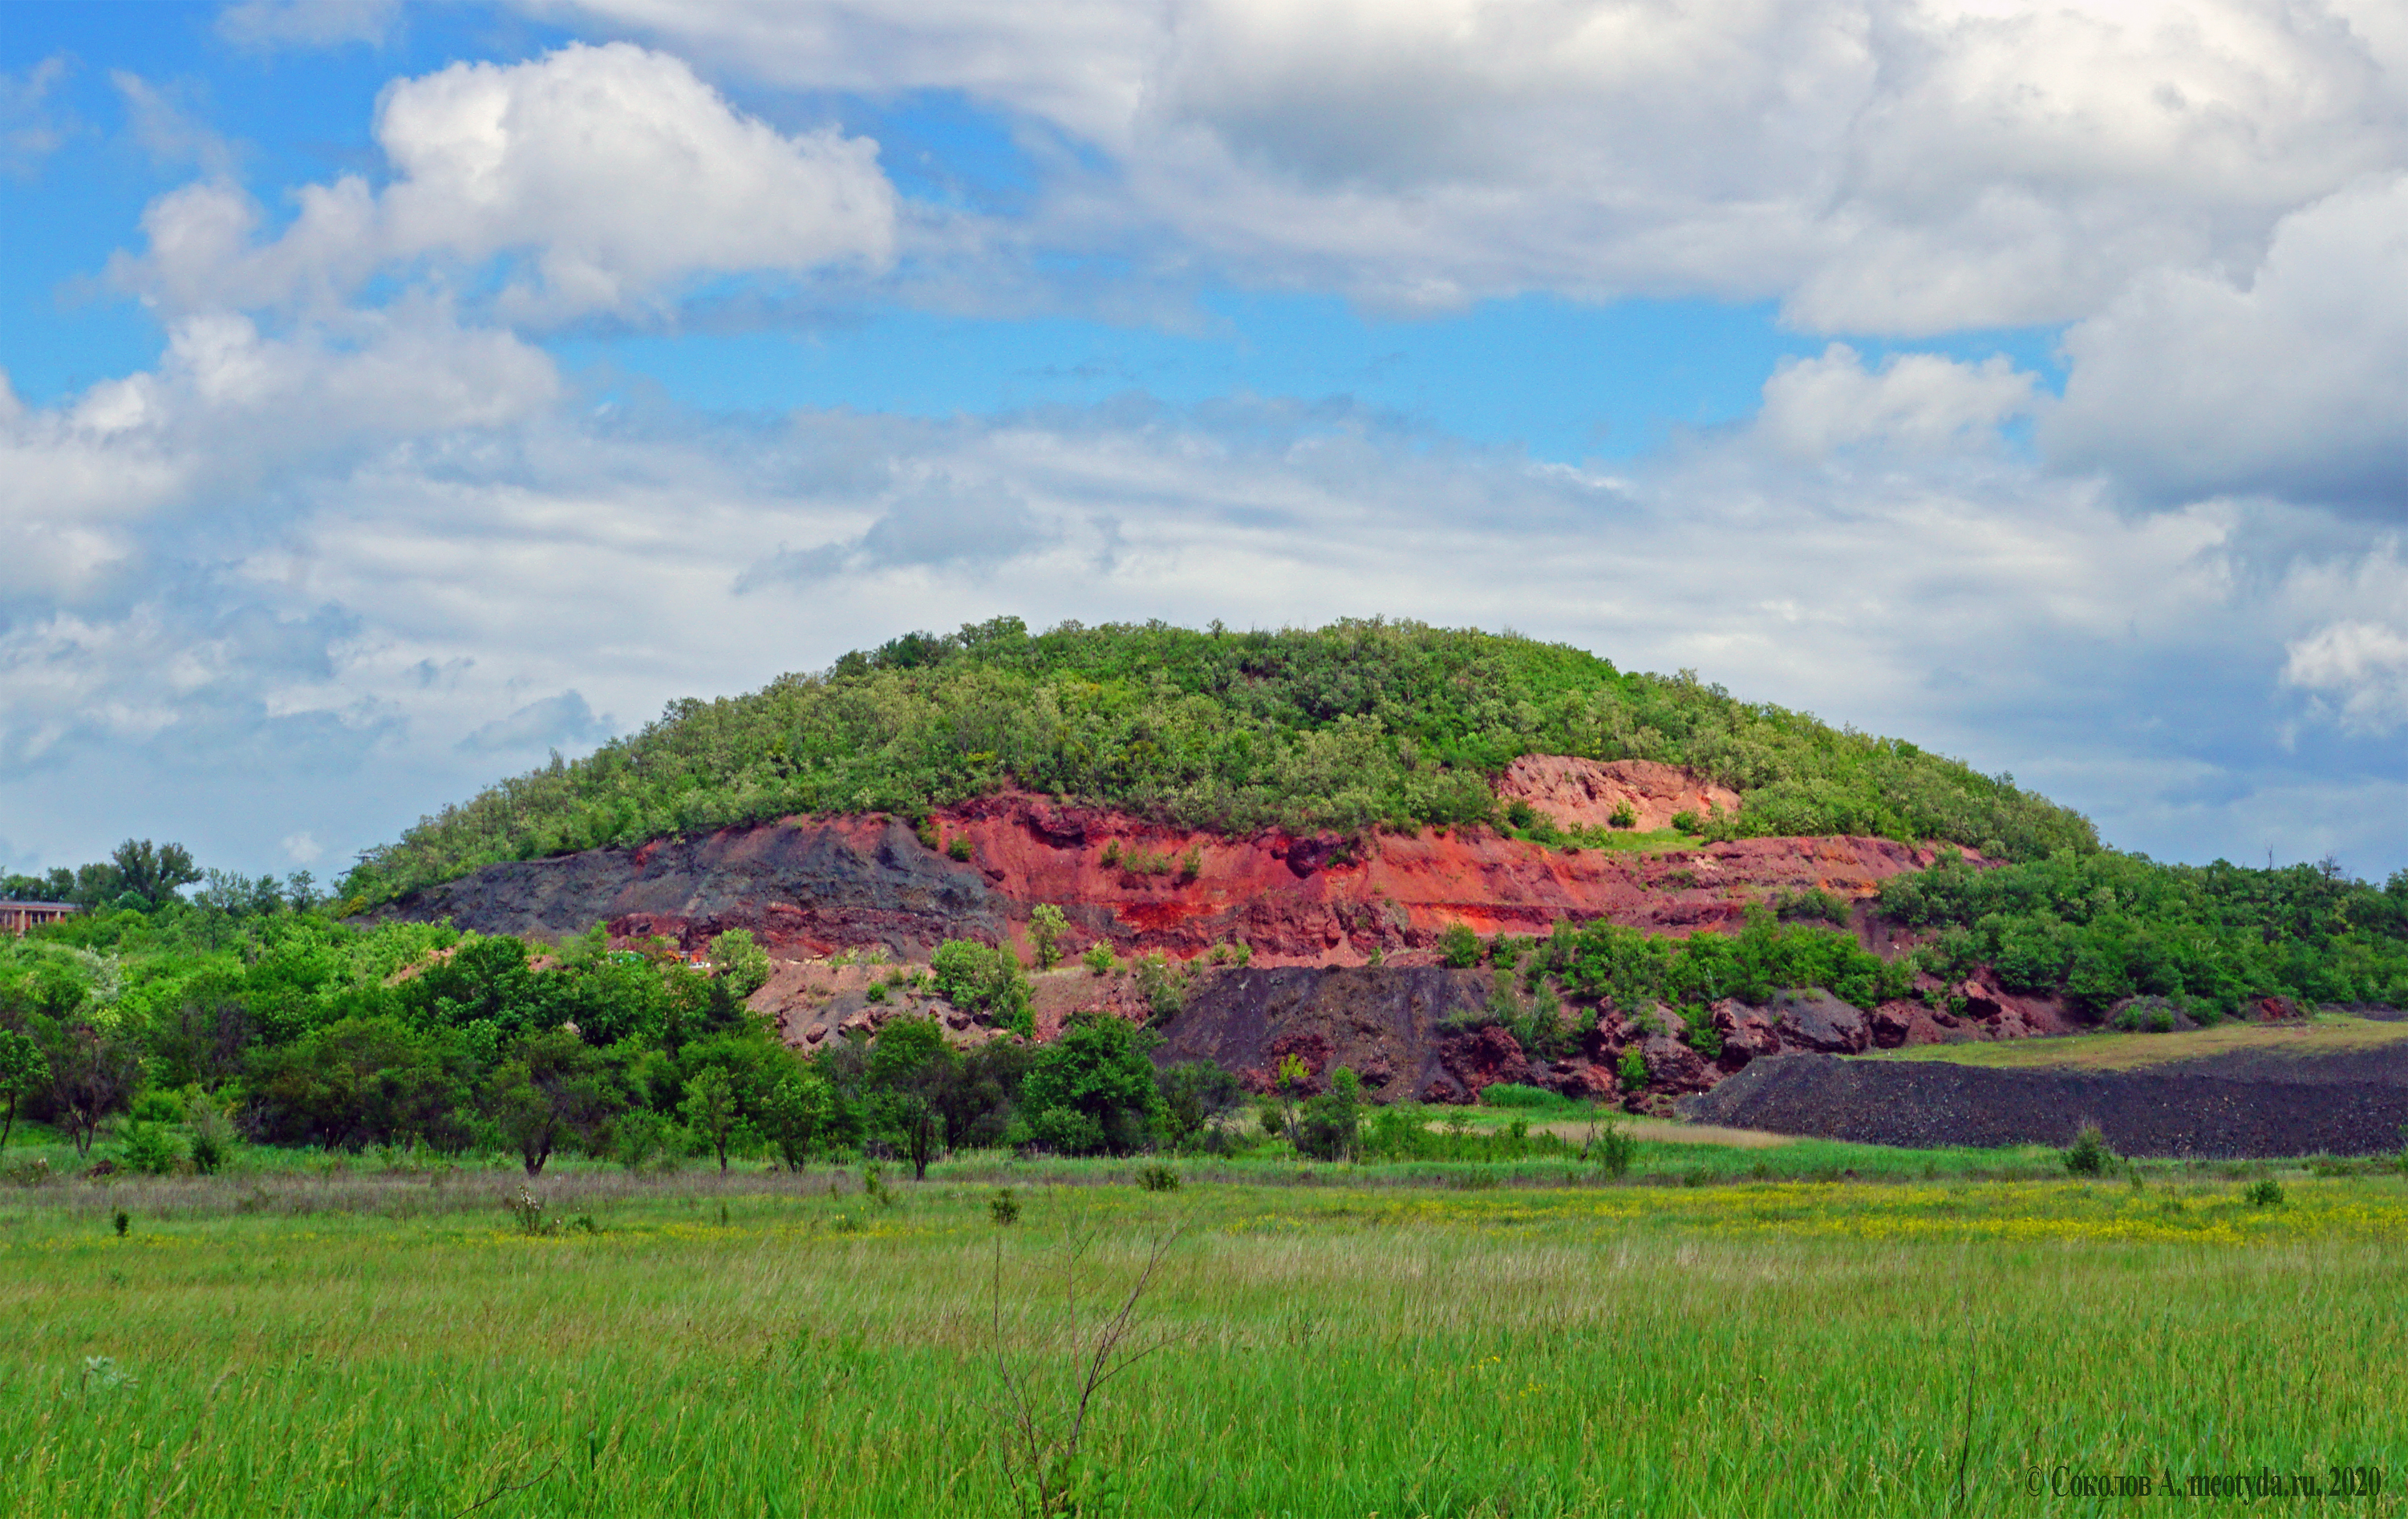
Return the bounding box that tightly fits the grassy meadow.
[6,1144,2406,1517]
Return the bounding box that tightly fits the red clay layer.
[922,791,1966,966]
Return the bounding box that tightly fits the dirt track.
[1680,1044,2408,1156]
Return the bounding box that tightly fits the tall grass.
[4,1170,2404,1516]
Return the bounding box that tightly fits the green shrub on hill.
[345,618,2096,903]
[1883,850,2408,1015]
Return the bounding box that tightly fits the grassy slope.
[347,618,2097,905]
[5,1169,2402,1517]
[1859,1014,2408,1071]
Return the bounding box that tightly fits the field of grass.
[1860,1013,2408,1071]
[6,1149,2406,1517]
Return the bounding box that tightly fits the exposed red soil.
[1495,755,1739,832]
[931,790,1969,967]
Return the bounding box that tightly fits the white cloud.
[1757,344,2037,458]
[0,306,559,601]
[281,830,323,863]
[2284,621,2408,732]
[2046,172,2408,510]
[115,43,898,322]
[525,0,2408,331]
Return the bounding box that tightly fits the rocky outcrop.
[378,790,1960,966]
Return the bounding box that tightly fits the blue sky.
[5,0,2407,884]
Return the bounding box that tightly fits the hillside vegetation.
[1883,849,2408,1016]
[347,618,2095,904]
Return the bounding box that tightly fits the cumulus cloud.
[1757,344,2038,458]
[281,830,323,863]
[2046,173,2408,511]
[2283,621,2408,733]
[528,0,2408,330]
[0,306,559,602]
[115,43,898,321]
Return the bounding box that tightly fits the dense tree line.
[0,868,1242,1173]
[1881,850,2408,1016]
[345,618,2098,905]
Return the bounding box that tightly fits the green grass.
[5,1159,2406,1517]
[1860,1013,2408,1071]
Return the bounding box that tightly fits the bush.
[707,928,772,998]
[1607,802,1637,829]
[989,1188,1020,1225]
[1133,953,1186,1024]
[947,836,975,862]
[1438,922,1481,969]
[2244,1177,2285,1208]
[1292,1089,1359,1161]
[1590,1117,1636,1178]
[1082,942,1117,975]
[186,1093,236,1175]
[864,982,890,1004]
[2062,1124,2113,1176]
[117,1120,182,1176]
[1617,1047,1648,1092]
[1137,1163,1181,1192]
[1670,811,1701,834]
[1028,904,1069,970]
[930,939,1030,1029]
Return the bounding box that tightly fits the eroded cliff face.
[380,788,1968,966]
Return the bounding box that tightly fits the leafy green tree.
[1157,1059,1243,1146]
[249,1017,468,1151]
[1018,1013,1165,1156]
[485,1027,622,1176]
[40,1022,142,1158]
[708,929,772,998]
[864,1016,961,1180]
[756,1070,835,1169]
[0,1029,43,1155]
[1294,1067,1361,1161]
[679,1067,741,1172]
[99,840,202,908]
[1028,905,1069,970]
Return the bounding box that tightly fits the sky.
[3,0,2406,885]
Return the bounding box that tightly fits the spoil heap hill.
[347,618,2095,909]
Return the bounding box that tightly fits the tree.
[865,1016,961,1180]
[104,839,202,908]
[1295,1066,1361,1161]
[43,1023,141,1157]
[1156,1059,1244,1147]
[708,929,772,999]
[1028,905,1069,970]
[756,1070,835,1169]
[1018,1012,1165,1156]
[679,1067,741,1172]
[484,1027,622,1176]
[0,1029,43,1155]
